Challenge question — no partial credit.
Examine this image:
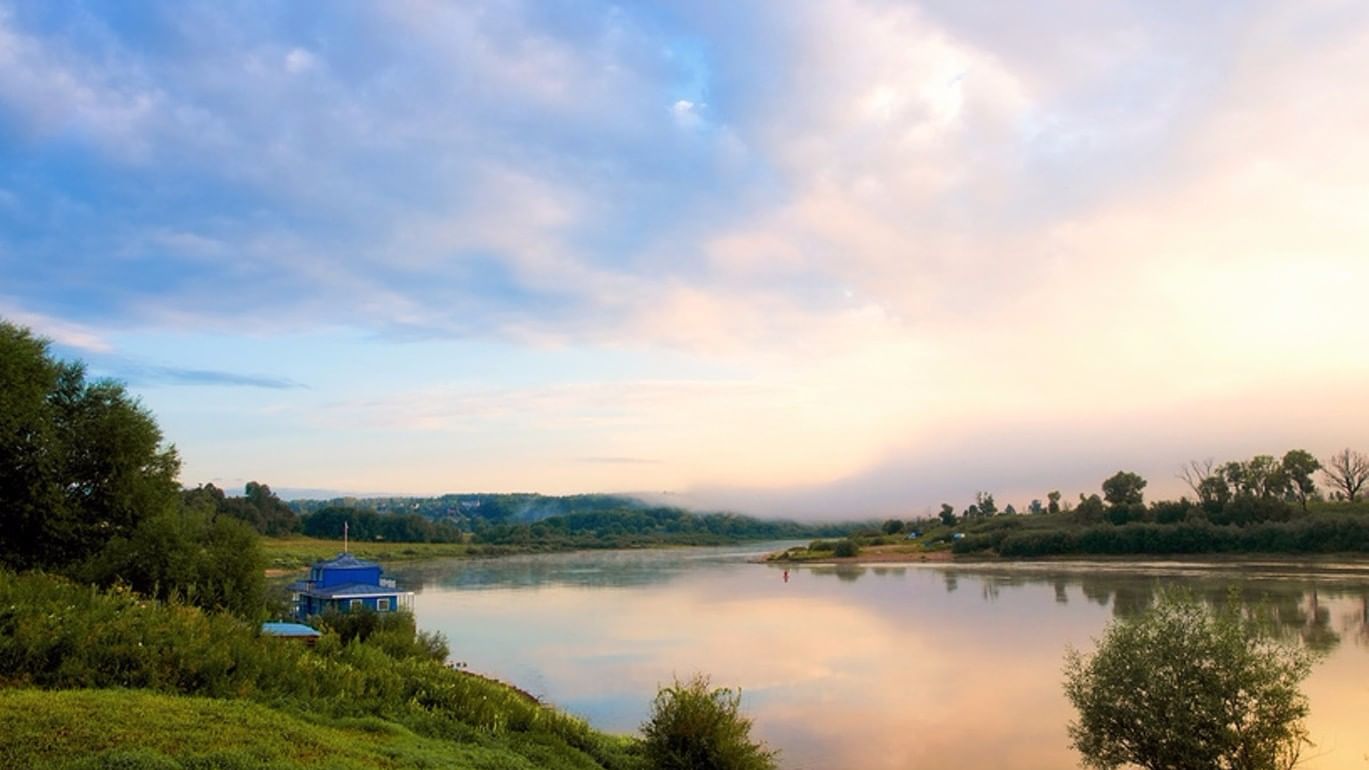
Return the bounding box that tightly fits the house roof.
[314,552,379,570]
[261,622,322,638]
[302,582,410,599]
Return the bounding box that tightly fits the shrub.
[832,539,859,558]
[641,675,776,770]
[314,609,448,663]
[0,571,620,767]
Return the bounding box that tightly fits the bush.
[314,609,448,662]
[641,675,776,770]
[1064,590,1314,770]
[0,571,622,768]
[832,539,859,558]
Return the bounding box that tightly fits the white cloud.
[0,8,162,159]
[283,47,316,74]
[0,302,112,353]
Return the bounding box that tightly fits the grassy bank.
[261,536,476,569]
[768,535,945,563]
[0,688,629,770]
[0,570,640,770]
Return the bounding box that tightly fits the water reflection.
[796,561,1369,655]
[401,549,1369,770]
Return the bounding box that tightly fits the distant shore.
[766,543,956,564]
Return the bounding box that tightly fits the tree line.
[900,448,1369,557]
[0,321,266,617]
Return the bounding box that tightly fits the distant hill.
[289,492,654,527]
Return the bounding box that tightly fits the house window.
[349,599,363,611]
[377,598,391,611]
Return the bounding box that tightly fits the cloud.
[576,457,662,465]
[0,303,112,352]
[283,47,315,74]
[5,1,1369,504]
[105,362,305,390]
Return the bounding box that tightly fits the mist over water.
[392,547,1369,770]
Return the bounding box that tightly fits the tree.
[1279,450,1321,512]
[641,674,777,770]
[0,321,180,570]
[1028,499,1043,515]
[975,491,998,516]
[83,504,266,619]
[1047,490,1062,514]
[938,503,956,526]
[1179,459,1219,503]
[1323,448,1369,502]
[1064,591,1314,770]
[1101,471,1147,507]
[1076,494,1106,524]
[1222,456,1290,500]
[1004,503,1018,516]
[881,518,904,535]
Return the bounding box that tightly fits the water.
[389,545,1369,769]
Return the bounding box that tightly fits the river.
[387,545,1369,769]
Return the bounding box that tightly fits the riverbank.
[264,535,804,573]
[261,536,475,570]
[766,544,1369,576]
[0,569,642,770]
[766,542,956,564]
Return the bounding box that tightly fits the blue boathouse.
[287,553,414,619]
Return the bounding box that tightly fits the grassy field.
[261,536,474,569]
[0,688,633,770]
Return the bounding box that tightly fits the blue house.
[287,553,414,619]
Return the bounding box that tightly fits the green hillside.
[0,688,628,770]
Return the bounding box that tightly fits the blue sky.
[4,1,1369,516]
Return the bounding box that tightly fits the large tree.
[0,321,180,569]
[1323,448,1369,503]
[1280,450,1321,511]
[1101,470,1147,506]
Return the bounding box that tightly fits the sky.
[3,0,1369,518]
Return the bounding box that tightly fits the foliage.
[1064,590,1314,770]
[0,688,630,770]
[1101,471,1146,506]
[0,320,265,617]
[994,514,1369,557]
[641,675,776,770]
[301,506,464,543]
[929,447,1369,557]
[1075,494,1106,524]
[1280,450,1321,511]
[0,321,180,571]
[0,570,636,770]
[184,482,299,537]
[81,506,266,619]
[832,539,860,558]
[313,608,449,663]
[259,537,472,570]
[471,507,854,550]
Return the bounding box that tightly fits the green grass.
[0,570,641,769]
[0,688,631,770]
[260,536,474,569]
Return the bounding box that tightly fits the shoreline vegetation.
[0,319,783,770]
[770,455,1369,564]
[5,316,1369,769]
